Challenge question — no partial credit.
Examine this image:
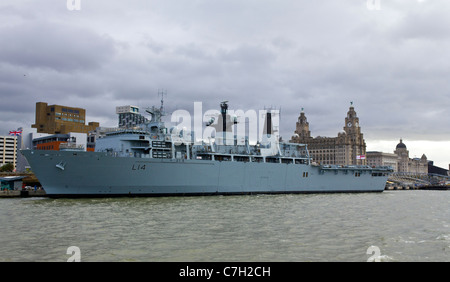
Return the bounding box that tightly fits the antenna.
[145,89,167,122]
[158,89,167,113]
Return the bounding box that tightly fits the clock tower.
[342,102,366,165]
[344,102,361,135]
[290,102,367,166]
[293,108,311,139]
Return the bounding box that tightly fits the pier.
[386,172,450,191]
[0,172,46,198]
[0,189,47,198]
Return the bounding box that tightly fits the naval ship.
[21,101,392,197]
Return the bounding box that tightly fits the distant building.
[427,161,449,176]
[116,105,149,128]
[32,102,100,134]
[0,135,17,170]
[32,132,87,152]
[366,151,398,171]
[290,104,366,165]
[0,176,24,190]
[366,139,428,174]
[394,139,428,174]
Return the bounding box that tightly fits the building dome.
[396,139,407,149]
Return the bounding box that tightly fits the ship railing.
[104,128,149,136]
[320,165,393,171]
[59,143,85,151]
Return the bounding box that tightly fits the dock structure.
[0,189,47,198]
[386,172,450,190]
[0,172,46,197]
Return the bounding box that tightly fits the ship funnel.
[263,112,273,136]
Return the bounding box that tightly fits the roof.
[0,176,25,182]
[396,139,407,149]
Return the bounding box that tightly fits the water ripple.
[0,191,449,261]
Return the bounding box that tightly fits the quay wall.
[0,189,47,198]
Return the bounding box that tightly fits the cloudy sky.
[1,0,449,168]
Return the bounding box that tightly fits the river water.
[1,190,449,262]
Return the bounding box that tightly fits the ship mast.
[146,90,166,123]
[159,89,166,115]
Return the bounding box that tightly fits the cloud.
[388,1,450,42]
[0,0,449,167]
[0,20,116,72]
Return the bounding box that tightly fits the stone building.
[366,139,429,173]
[394,139,428,174]
[366,151,398,171]
[290,104,366,166]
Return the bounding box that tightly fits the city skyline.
[0,1,449,168]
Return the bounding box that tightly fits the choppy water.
[1,190,449,262]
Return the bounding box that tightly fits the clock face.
[347,122,352,127]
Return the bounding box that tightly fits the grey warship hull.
[21,149,390,197]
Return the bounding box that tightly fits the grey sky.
[0,0,449,167]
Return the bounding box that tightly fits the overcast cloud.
[0,0,449,168]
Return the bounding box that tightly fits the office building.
[0,135,17,170]
[32,102,99,134]
[116,105,149,128]
[366,151,398,171]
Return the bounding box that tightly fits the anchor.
[56,161,66,171]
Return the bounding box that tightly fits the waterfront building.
[32,102,100,134]
[116,105,149,128]
[366,151,399,172]
[290,104,366,166]
[394,139,428,174]
[366,139,428,174]
[0,135,17,170]
[0,176,24,190]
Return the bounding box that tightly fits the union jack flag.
[9,130,22,136]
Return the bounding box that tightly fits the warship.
[21,101,392,197]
